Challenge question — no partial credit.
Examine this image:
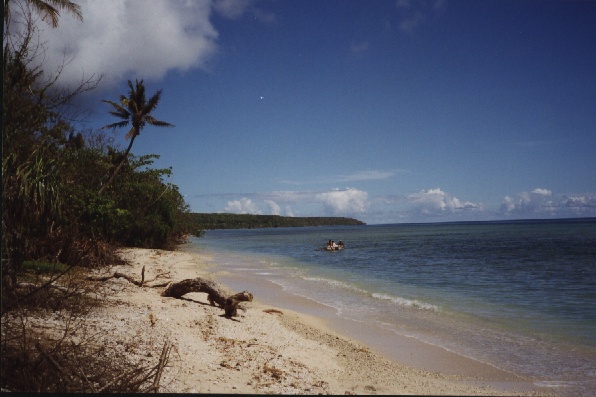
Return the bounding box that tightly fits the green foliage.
[185,213,366,230]
[103,154,192,248]
[2,18,198,291]
[2,44,68,284]
[1,4,196,394]
[22,260,69,275]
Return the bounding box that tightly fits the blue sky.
[39,0,596,224]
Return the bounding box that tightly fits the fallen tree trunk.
[161,278,253,317]
[87,269,253,318]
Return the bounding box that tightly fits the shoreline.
[81,246,557,395]
[210,258,553,395]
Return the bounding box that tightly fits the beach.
[73,246,558,395]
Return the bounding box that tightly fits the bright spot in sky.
[260,96,264,100]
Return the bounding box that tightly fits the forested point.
[185,213,366,230]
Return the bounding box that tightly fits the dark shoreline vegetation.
[185,213,366,230]
[2,4,203,393]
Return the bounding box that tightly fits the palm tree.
[4,0,83,28]
[99,79,174,194]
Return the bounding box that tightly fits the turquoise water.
[187,218,596,396]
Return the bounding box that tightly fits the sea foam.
[371,292,439,312]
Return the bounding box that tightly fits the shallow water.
[185,219,596,396]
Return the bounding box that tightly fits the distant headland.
[185,213,366,230]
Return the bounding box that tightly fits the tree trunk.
[161,278,253,317]
[98,132,137,195]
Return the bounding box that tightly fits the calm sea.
[185,218,596,396]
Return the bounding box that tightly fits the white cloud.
[225,198,262,214]
[339,170,399,182]
[284,206,295,217]
[315,188,369,215]
[262,188,370,216]
[500,187,555,216]
[561,196,596,215]
[204,188,370,217]
[281,169,403,186]
[196,187,595,224]
[34,0,270,90]
[264,200,281,216]
[500,189,596,218]
[407,188,480,216]
[531,188,552,196]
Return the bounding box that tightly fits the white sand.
[76,247,556,395]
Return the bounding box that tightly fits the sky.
[31,0,596,224]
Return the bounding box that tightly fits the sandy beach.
[69,246,557,395]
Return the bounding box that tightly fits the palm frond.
[102,99,119,107]
[145,116,174,128]
[49,0,82,19]
[101,100,130,124]
[108,110,130,119]
[145,90,163,114]
[99,120,130,131]
[131,80,146,108]
[30,0,82,28]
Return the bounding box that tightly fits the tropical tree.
[99,79,174,194]
[4,0,82,28]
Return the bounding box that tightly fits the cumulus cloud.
[205,188,370,217]
[261,188,370,216]
[197,186,595,224]
[284,206,296,217]
[264,200,281,216]
[34,0,270,90]
[407,188,481,216]
[500,188,553,215]
[315,188,370,216]
[500,188,596,218]
[225,198,262,214]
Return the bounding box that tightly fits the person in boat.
[327,240,333,249]
[338,240,344,248]
[332,240,338,249]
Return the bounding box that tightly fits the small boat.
[319,240,345,251]
[324,245,344,251]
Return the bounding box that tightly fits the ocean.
[184,218,596,396]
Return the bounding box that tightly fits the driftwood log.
[161,278,253,318]
[87,267,253,318]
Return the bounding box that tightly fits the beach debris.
[263,309,283,315]
[31,338,173,393]
[86,266,253,318]
[86,265,170,287]
[161,278,253,318]
[148,312,157,327]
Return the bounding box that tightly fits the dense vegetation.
[2,2,202,392]
[2,7,202,291]
[186,213,365,230]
